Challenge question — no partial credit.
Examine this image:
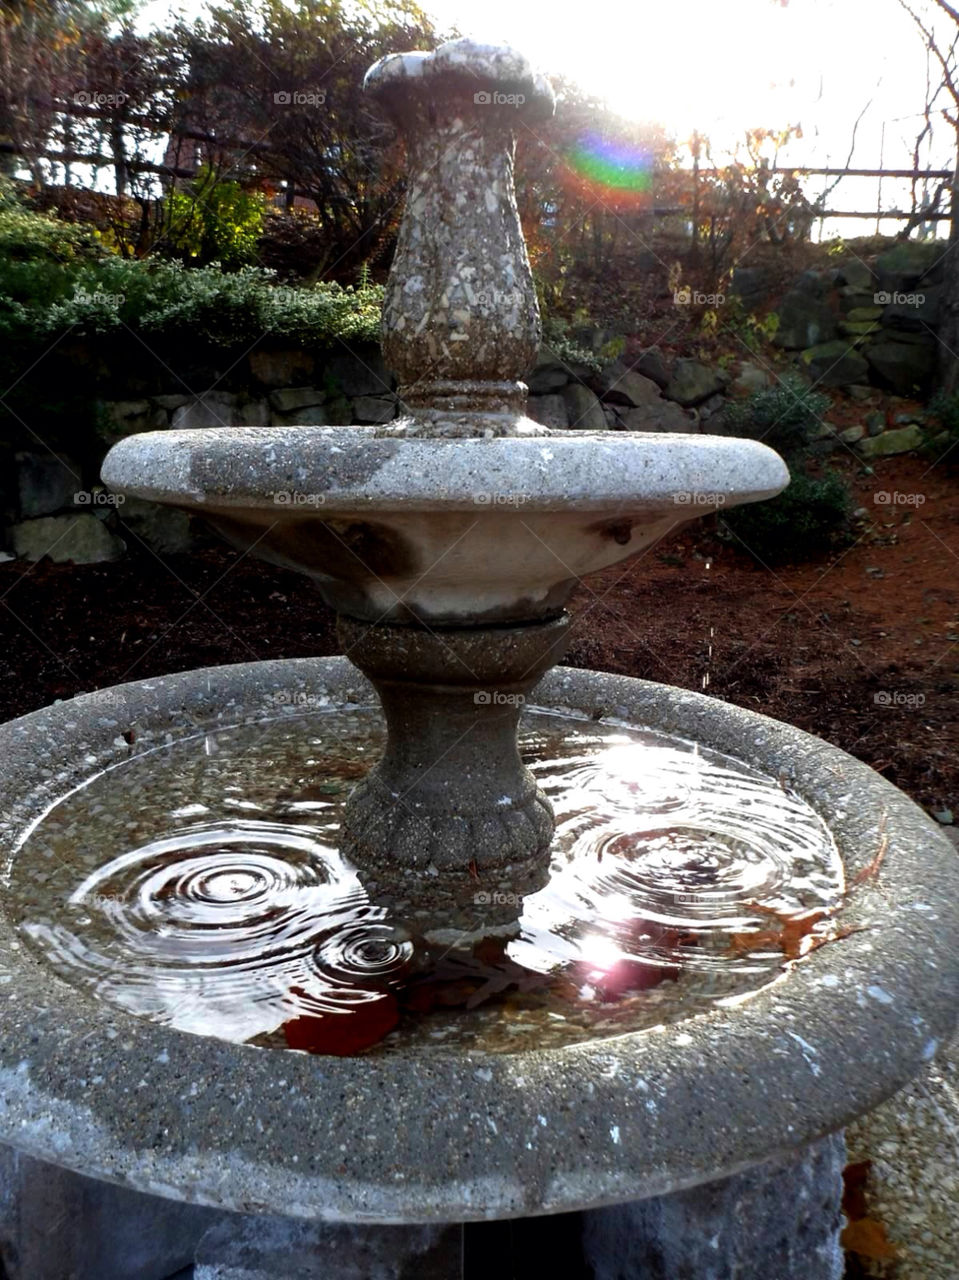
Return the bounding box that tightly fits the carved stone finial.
[365,39,555,437]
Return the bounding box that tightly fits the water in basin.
[6,706,843,1056]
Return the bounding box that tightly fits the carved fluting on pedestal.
[337,614,568,880]
[365,40,555,436]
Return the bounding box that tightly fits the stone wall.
[765,240,943,397]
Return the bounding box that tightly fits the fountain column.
[338,44,565,894]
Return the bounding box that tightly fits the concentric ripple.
[6,707,844,1054]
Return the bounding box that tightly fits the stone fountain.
[0,38,958,1280]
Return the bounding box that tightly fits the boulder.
[838,320,882,339]
[800,341,869,388]
[664,359,725,406]
[730,266,771,307]
[876,239,944,292]
[525,346,570,394]
[11,513,125,563]
[865,342,937,395]
[846,385,874,402]
[97,400,168,446]
[562,384,607,430]
[857,424,924,457]
[593,359,663,406]
[268,387,326,414]
[249,347,314,388]
[152,394,192,411]
[622,401,696,432]
[839,288,880,313]
[526,394,569,429]
[773,291,837,350]
[353,395,397,425]
[236,399,270,428]
[866,410,887,437]
[837,259,876,291]
[880,283,942,330]
[839,425,865,444]
[325,346,393,397]
[117,496,193,555]
[171,394,239,430]
[271,404,337,427]
[634,347,670,388]
[15,452,82,518]
[731,361,771,396]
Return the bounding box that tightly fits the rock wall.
[770,240,943,397]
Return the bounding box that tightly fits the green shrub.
[721,375,830,459]
[720,468,852,564]
[1,256,384,350]
[161,168,267,269]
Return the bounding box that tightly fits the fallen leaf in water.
[842,1159,872,1222]
[841,1217,897,1260]
[283,992,399,1055]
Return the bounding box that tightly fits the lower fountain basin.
[0,657,957,1222]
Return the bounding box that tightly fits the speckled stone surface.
[583,1133,846,1280]
[101,428,788,625]
[0,658,957,1223]
[365,39,555,437]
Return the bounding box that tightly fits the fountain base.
[0,658,956,1232]
[0,1137,844,1279]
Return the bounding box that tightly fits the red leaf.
[283,993,399,1056]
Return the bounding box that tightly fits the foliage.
[0,193,108,310]
[720,469,852,564]
[540,314,603,374]
[721,375,830,459]
[2,256,384,348]
[160,166,266,268]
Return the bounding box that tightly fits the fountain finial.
[365,39,556,437]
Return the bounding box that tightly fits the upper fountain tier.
[102,38,788,625]
[103,426,786,625]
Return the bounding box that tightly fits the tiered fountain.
[1,38,958,1280]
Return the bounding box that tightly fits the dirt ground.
[0,453,956,818]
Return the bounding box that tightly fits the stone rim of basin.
[0,656,956,1222]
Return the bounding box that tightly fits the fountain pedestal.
[338,613,567,889]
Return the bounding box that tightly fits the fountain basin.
[101,428,788,624]
[0,657,956,1223]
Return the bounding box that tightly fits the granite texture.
[338,615,567,880]
[0,658,957,1223]
[365,39,554,437]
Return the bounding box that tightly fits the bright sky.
[139,0,956,234]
